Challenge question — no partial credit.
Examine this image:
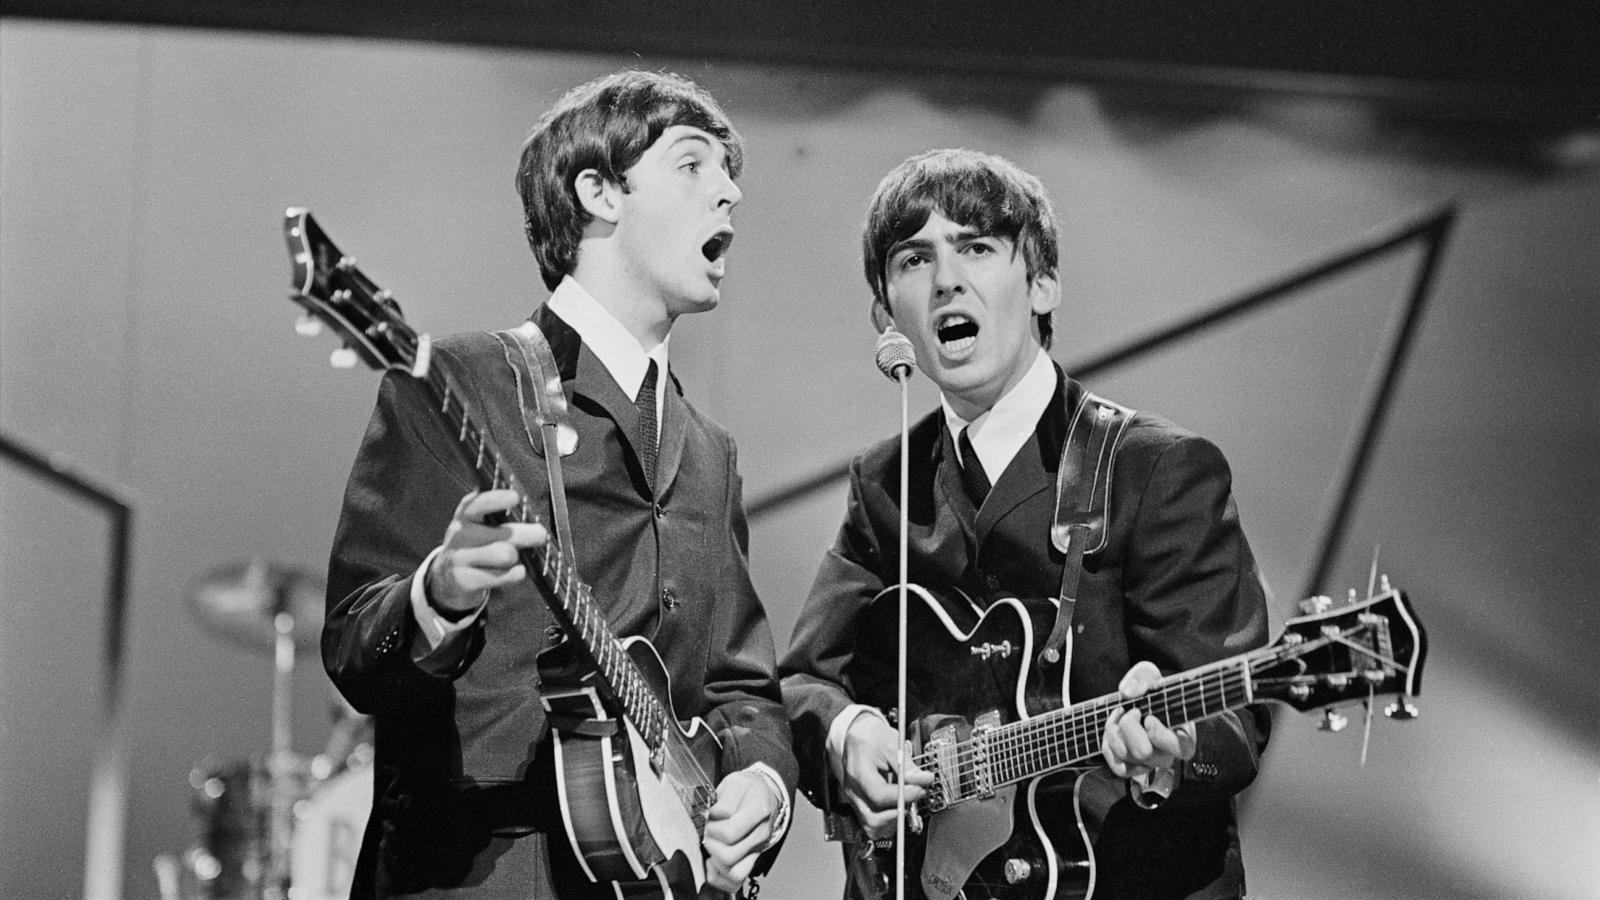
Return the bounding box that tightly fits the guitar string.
[916,627,1384,804]
[915,667,1254,804]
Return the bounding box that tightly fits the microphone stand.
[893,361,910,900]
[873,327,917,900]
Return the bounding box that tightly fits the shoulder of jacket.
[853,408,942,473]
[1117,411,1231,476]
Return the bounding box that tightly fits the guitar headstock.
[283,208,425,375]
[1252,582,1427,723]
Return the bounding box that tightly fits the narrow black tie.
[958,426,990,506]
[636,359,659,490]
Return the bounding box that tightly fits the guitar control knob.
[1384,698,1420,720]
[330,346,359,369]
[1003,858,1038,884]
[294,313,322,337]
[1317,709,1348,732]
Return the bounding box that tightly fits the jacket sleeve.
[322,364,484,714]
[692,437,799,871]
[778,454,888,809]
[1120,432,1272,806]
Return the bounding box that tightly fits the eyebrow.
[888,227,988,257]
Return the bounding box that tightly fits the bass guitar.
[283,208,727,899]
[833,581,1426,900]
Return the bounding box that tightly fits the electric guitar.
[832,581,1426,900]
[283,209,728,899]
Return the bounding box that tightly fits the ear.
[870,299,897,335]
[573,168,622,225]
[1029,273,1062,316]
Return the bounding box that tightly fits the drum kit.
[153,559,372,900]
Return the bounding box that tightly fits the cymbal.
[187,558,325,653]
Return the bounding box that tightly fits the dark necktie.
[636,359,659,490]
[957,426,990,506]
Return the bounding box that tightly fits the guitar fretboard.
[919,659,1254,808]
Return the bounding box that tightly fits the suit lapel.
[654,372,688,498]
[974,367,1076,545]
[974,430,1052,543]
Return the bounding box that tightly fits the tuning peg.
[1317,709,1348,732]
[294,314,323,337]
[1384,698,1419,720]
[330,346,359,369]
[1298,595,1333,616]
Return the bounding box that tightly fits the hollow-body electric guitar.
[283,208,727,899]
[831,581,1426,900]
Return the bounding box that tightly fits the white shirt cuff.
[408,546,485,666]
[826,704,886,782]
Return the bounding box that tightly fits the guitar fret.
[975,662,1262,788]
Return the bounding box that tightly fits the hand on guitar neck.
[424,489,548,617]
[1101,660,1198,793]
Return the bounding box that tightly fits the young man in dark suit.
[325,70,796,899]
[782,148,1271,899]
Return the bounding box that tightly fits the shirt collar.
[546,275,669,403]
[943,348,1056,480]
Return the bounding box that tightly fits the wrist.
[745,764,790,848]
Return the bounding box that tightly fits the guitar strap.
[1039,392,1136,668]
[493,320,577,548]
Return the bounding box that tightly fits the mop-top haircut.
[516,70,744,290]
[862,148,1060,348]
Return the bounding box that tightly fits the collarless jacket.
[781,367,1270,900]
[326,306,796,898]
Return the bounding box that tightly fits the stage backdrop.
[3,18,1597,900]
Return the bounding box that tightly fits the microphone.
[874,328,916,382]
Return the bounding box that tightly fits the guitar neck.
[419,359,678,754]
[987,659,1254,789]
[916,657,1256,809]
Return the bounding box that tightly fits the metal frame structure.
[0,432,133,900]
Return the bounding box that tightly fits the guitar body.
[851,585,1109,900]
[541,636,728,900]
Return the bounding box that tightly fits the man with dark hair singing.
[782,148,1271,899]
[325,70,796,899]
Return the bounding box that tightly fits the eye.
[680,157,702,173]
[964,240,997,257]
[893,251,927,272]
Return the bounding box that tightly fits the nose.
[931,252,965,298]
[715,169,742,210]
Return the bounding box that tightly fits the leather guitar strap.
[493,321,576,548]
[1039,392,1135,668]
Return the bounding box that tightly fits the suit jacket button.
[653,502,665,519]
[544,624,564,641]
[660,588,679,610]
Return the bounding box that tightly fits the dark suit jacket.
[325,306,797,898]
[781,368,1270,900]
